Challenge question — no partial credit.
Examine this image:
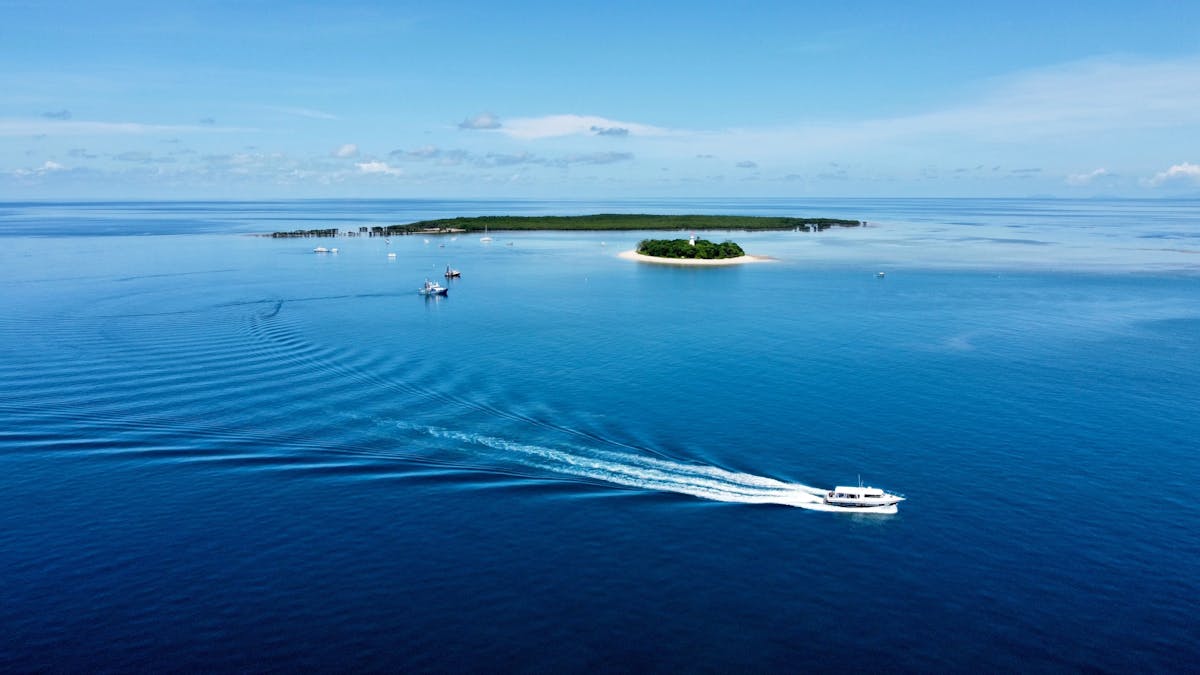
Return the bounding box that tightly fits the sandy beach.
[618,250,775,266]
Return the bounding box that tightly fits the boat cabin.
[831,486,885,499]
[824,485,903,508]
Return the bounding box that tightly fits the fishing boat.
[823,484,904,509]
[418,279,448,296]
[444,265,461,278]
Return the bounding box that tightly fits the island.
[268,214,862,238]
[640,237,744,259]
[620,236,773,266]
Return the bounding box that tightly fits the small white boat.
[876,272,886,278]
[480,226,493,243]
[418,279,448,296]
[313,246,329,253]
[824,484,904,510]
[387,252,397,258]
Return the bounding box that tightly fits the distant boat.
[480,225,493,243]
[313,247,329,253]
[876,272,886,278]
[387,252,397,258]
[444,265,461,278]
[418,279,448,296]
[823,484,904,510]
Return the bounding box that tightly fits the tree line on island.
[269,214,862,238]
[396,214,862,232]
[637,238,746,260]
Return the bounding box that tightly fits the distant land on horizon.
[270,214,863,238]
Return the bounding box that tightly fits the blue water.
[1,199,1198,671]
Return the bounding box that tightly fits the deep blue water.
[1,199,1198,672]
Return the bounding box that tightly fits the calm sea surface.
[1,198,1198,672]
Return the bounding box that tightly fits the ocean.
[1,198,1197,672]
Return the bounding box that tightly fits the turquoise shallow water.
[1,199,1198,671]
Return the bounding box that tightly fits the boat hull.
[814,503,898,514]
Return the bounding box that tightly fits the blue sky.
[4,0,1200,199]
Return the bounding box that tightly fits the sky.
[3,0,1200,199]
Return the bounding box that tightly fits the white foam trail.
[401,423,843,510]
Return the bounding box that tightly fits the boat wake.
[398,423,849,510]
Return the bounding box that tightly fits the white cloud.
[458,112,501,130]
[10,160,68,177]
[1066,168,1109,186]
[356,160,403,176]
[927,57,1200,138]
[551,152,634,167]
[590,125,629,137]
[480,152,533,167]
[333,143,359,158]
[823,56,1200,148]
[671,56,1200,164]
[1145,162,1200,187]
[498,114,670,140]
[264,105,338,120]
[0,118,256,136]
[406,145,440,158]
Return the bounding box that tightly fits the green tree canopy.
[636,238,746,259]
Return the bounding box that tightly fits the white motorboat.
[824,484,904,510]
[418,279,448,296]
[313,246,329,253]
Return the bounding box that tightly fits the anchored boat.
[418,279,449,296]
